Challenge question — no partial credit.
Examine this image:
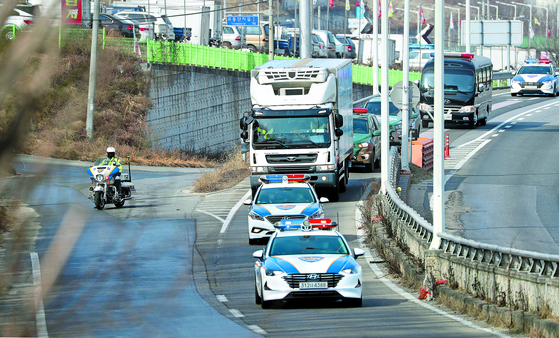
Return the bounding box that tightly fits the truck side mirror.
[240,116,247,130]
[240,131,249,140]
[335,129,344,137]
[335,114,344,128]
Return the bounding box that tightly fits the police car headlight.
[341,265,359,274]
[309,209,322,218]
[459,106,475,113]
[357,141,369,148]
[511,79,520,84]
[317,164,335,172]
[249,211,266,222]
[251,166,268,173]
[543,80,552,84]
[265,269,286,276]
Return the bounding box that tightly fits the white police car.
[244,174,329,245]
[253,219,364,308]
[511,59,559,97]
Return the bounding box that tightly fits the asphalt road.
[416,89,559,254]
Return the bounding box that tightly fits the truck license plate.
[299,282,328,289]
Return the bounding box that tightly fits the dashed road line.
[30,252,49,338]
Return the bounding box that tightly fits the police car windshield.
[421,68,475,93]
[269,235,349,255]
[256,187,316,204]
[253,116,331,149]
[518,66,552,75]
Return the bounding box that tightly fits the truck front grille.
[266,154,318,164]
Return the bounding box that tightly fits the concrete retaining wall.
[146,64,374,154]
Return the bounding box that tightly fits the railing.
[59,28,514,88]
[382,143,559,317]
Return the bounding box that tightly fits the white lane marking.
[499,130,505,133]
[229,309,244,318]
[454,100,557,150]
[492,134,499,137]
[248,325,267,335]
[355,191,511,337]
[510,121,517,125]
[216,295,228,302]
[220,190,252,234]
[195,209,226,223]
[30,252,49,338]
[505,125,512,129]
[517,117,525,120]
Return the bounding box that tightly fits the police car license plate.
[299,282,328,289]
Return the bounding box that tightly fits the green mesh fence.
[61,29,508,89]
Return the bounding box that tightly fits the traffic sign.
[226,16,259,26]
[390,81,420,109]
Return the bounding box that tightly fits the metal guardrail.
[382,145,559,279]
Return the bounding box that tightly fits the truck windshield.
[421,68,475,93]
[252,116,331,149]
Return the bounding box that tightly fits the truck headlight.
[251,166,268,173]
[418,103,432,112]
[316,164,335,172]
[459,106,475,113]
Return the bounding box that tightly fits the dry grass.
[191,150,249,193]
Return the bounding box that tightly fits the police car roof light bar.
[274,218,338,231]
[259,174,311,184]
[353,108,368,114]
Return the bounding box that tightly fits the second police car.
[511,58,559,97]
[253,219,364,308]
[244,174,329,245]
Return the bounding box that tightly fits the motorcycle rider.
[101,147,123,196]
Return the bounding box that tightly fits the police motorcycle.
[87,156,135,210]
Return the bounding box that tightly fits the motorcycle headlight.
[265,269,286,276]
[249,210,266,222]
[95,174,104,182]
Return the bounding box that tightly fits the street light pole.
[512,2,532,49]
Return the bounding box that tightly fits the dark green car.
[351,110,381,172]
[364,97,421,146]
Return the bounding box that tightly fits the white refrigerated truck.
[240,58,354,202]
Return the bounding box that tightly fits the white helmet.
[106,147,116,159]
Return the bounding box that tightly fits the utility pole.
[86,0,100,140]
[269,0,274,60]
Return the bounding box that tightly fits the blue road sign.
[226,16,259,26]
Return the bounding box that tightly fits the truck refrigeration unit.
[240,58,353,202]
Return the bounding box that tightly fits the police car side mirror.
[253,250,264,260]
[243,199,253,205]
[353,248,365,258]
[319,197,329,203]
[478,83,485,91]
[373,130,381,136]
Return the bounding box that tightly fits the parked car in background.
[409,49,433,69]
[313,33,327,58]
[98,13,140,38]
[336,35,356,59]
[221,25,244,49]
[113,13,153,41]
[312,29,336,58]
[1,8,34,41]
[333,35,344,58]
[114,11,175,41]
